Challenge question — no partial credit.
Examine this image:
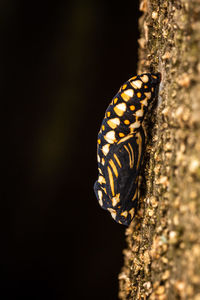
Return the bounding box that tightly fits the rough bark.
[118,0,200,299]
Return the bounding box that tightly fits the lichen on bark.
[118,0,200,299]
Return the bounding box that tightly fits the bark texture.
[119,0,200,299]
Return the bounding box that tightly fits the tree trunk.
[118,0,200,299]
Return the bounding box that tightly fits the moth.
[94,73,161,225]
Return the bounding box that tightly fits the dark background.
[2,1,140,299]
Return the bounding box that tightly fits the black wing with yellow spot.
[94,73,161,225]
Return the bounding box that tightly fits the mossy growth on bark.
[119,0,200,299]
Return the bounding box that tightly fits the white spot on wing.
[124,89,134,97]
[102,144,110,155]
[107,208,117,220]
[112,193,120,206]
[111,118,120,125]
[107,118,120,129]
[131,80,142,89]
[135,109,144,117]
[140,75,149,83]
[129,121,140,129]
[141,98,148,106]
[114,103,127,116]
[98,176,106,184]
[116,103,126,111]
[144,92,151,99]
[104,131,116,144]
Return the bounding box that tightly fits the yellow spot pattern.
[119,132,125,137]
[124,119,130,125]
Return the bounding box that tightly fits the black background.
[2,1,140,299]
